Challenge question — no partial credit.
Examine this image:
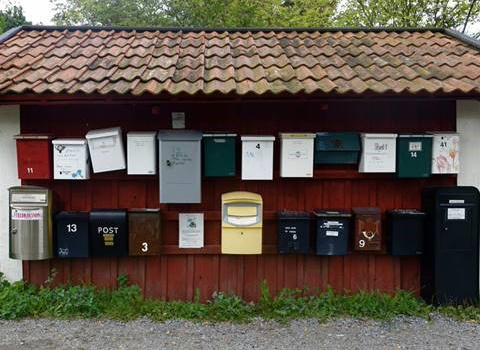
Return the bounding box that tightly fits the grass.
[0,272,478,322]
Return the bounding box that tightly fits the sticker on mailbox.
[11,208,43,221]
[409,142,422,152]
[326,230,339,237]
[447,208,466,220]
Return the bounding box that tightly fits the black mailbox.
[422,186,480,305]
[277,211,310,253]
[90,209,128,256]
[314,209,351,255]
[387,209,425,255]
[55,211,89,258]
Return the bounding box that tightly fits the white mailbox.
[52,139,90,180]
[279,133,315,178]
[429,132,460,174]
[359,133,398,173]
[158,130,202,203]
[127,131,157,175]
[241,135,275,180]
[85,127,126,173]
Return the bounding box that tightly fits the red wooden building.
[1,25,480,301]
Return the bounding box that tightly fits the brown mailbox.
[353,207,382,251]
[128,209,161,256]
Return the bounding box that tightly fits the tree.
[50,0,338,27]
[336,0,480,32]
[0,2,30,33]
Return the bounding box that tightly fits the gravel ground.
[0,315,479,350]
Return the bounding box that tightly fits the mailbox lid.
[241,135,275,142]
[313,209,352,218]
[315,132,360,164]
[14,134,54,140]
[86,127,122,139]
[52,138,87,145]
[278,210,310,219]
[279,133,315,139]
[222,191,262,203]
[353,207,381,216]
[203,132,236,177]
[89,209,128,256]
[158,130,202,141]
[55,211,90,258]
[9,185,50,205]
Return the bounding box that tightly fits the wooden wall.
[20,98,456,302]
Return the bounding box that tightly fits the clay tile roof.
[1,25,480,96]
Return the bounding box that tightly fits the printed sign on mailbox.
[52,139,90,180]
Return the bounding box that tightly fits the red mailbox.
[14,134,54,180]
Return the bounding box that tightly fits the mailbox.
[279,133,315,178]
[55,211,89,258]
[429,132,460,174]
[9,186,53,260]
[396,135,433,178]
[90,209,128,256]
[241,136,275,180]
[314,209,351,255]
[314,132,360,164]
[127,131,157,175]
[14,134,54,179]
[277,211,310,253]
[203,133,236,177]
[387,209,425,256]
[359,133,397,173]
[221,191,262,254]
[128,209,161,256]
[422,187,479,305]
[353,207,382,251]
[52,139,90,180]
[158,130,202,203]
[85,127,126,173]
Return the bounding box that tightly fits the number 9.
[359,239,365,248]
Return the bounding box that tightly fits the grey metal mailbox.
[158,130,202,203]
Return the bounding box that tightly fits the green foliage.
[336,0,480,31]
[0,1,30,33]
[50,0,338,27]
[0,274,478,322]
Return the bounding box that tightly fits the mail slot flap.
[222,191,262,203]
[52,138,88,145]
[14,134,54,140]
[227,206,257,217]
[353,207,381,216]
[315,132,360,151]
[203,133,237,138]
[279,133,315,139]
[85,127,122,139]
[313,209,352,217]
[398,134,433,138]
[158,130,202,141]
[9,186,49,204]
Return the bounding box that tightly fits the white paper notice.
[179,213,204,248]
[172,112,186,129]
[447,208,465,220]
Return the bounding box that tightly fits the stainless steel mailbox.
[9,186,53,260]
[158,130,202,203]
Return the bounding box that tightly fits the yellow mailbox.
[221,191,263,254]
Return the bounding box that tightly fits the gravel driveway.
[0,315,478,350]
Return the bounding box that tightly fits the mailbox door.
[241,140,274,180]
[204,136,236,177]
[16,139,52,179]
[280,138,314,178]
[359,134,397,173]
[53,142,90,180]
[128,210,161,256]
[160,140,201,203]
[55,212,89,258]
[354,215,382,251]
[127,133,157,175]
[221,228,262,254]
[278,216,310,253]
[431,134,460,174]
[397,136,432,178]
[90,210,128,256]
[316,219,349,255]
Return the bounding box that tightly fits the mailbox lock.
[166,160,172,167]
[362,230,376,240]
[11,228,17,235]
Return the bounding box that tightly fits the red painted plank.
[166,256,187,300]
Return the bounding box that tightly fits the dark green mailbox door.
[314,132,360,164]
[203,133,236,176]
[396,134,433,178]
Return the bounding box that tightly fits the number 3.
[141,242,148,252]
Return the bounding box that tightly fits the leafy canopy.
[0,1,30,33]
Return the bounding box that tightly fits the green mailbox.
[203,133,237,176]
[314,132,360,164]
[396,134,433,178]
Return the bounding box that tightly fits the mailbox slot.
[279,133,315,178]
[221,191,263,254]
[55,211,89,258]
[353,207,382,251]
[127,131,157,175]
[9,186,53,260]
[90,209,128,256]
[314,209,351,255]
[14,134,54,180]
[86,127,126,173]
[128,209,161,256]
[52,138,90,180]
[241,136,275,180]
[158,130,202,203]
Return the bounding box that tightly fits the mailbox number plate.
[11,193,46,203]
